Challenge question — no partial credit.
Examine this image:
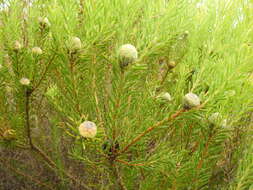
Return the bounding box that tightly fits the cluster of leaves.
[0,0,253,189]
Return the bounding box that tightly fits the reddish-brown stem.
[118,109,187,155]
[118,104,204,156]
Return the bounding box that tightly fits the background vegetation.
[0,0,253,189]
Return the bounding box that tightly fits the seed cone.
[78,121,97,138]
[19,77,30,86]
[32,47,43,55]
[118,44,138,68]
[183,92,200,109]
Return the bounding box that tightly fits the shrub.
[0,0,253,189]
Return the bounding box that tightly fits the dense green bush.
[0,0,253,189]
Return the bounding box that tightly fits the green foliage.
[0,0,253,189]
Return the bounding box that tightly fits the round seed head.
[183,92,200,109]
[168,60,176,68]
[118,44,138,67]
[38,17,51,28]
[32,47,43,55]
[78,121,97,138]
[19,77,30,86]
[43,17,51,26]
[157,92,172,102]
[68,37,82,51]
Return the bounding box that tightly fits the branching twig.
[118,109,186,155]
[118,104,204,156]
[32,53,56,92]
[24,81,92,190]
[160,64,173,86]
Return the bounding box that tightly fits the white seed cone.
[69,37,82,51]
[38,17,51,27]
[119,44,138,67]
[32,47,43,55]
[19,77,30,86]
[78,121,97,138]
[43,17,51,27]
[158,92,172,102]
[183,92,200,109]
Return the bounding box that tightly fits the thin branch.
[118,109,186,155]
[25,89,33,148]
[24,84,92,190]
[32,53,56,92]
[160,65,173,86]
[118,104,204,155]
